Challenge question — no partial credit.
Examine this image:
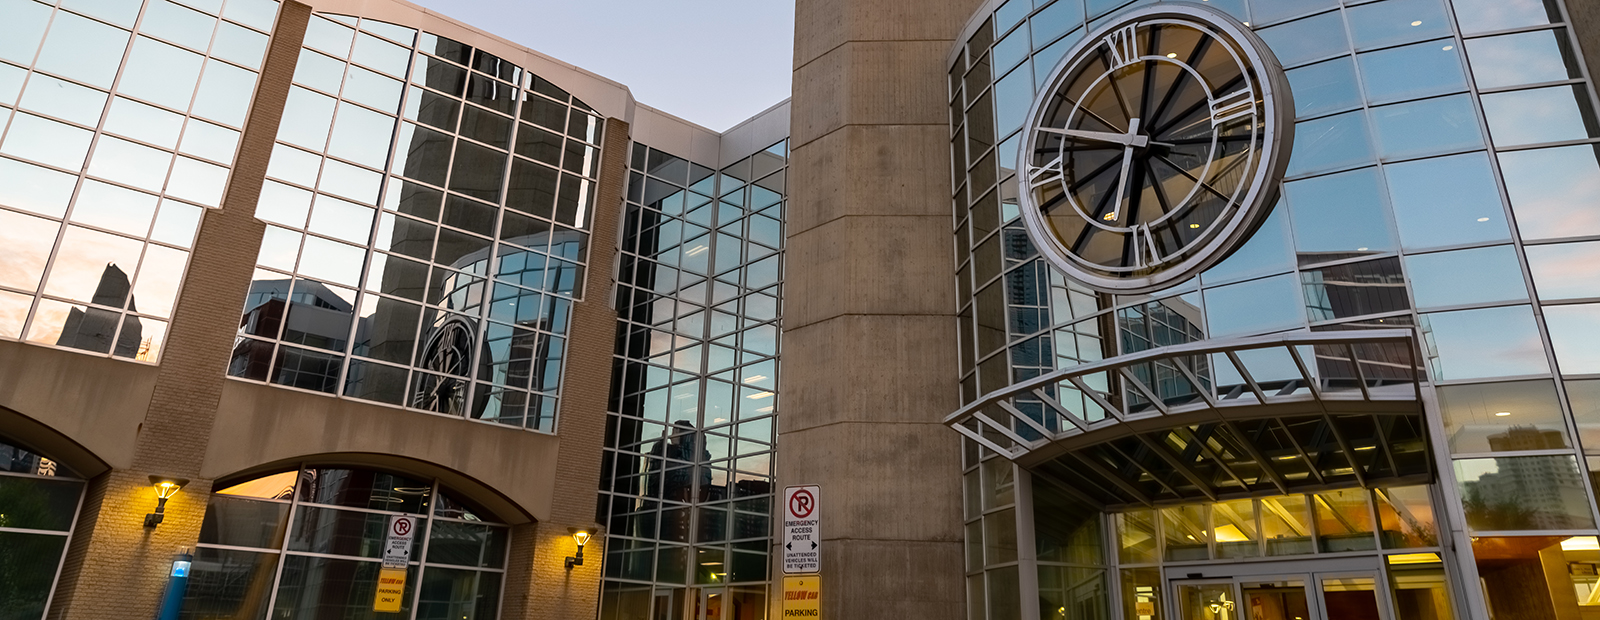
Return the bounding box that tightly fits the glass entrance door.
[1172,571,1391,620]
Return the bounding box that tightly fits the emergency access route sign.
[782,485,820,574]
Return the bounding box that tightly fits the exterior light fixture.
[144,476,189,528]
[566,527,592,569]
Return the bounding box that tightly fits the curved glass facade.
[182,466,508,619]
[0,437,84,620]
[228,13,604,431]
[951,0,1600,618]
[0,0,280,362]
[597,141,787,619]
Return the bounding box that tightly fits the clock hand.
[1039,126,1151,149]
[1106,118,1140,223]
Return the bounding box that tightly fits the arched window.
[0,436,85,620]
[182,466,508,619]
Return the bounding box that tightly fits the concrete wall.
[779,0,983,617]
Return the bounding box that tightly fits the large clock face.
[1019,4,1293,294]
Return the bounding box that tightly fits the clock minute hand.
[1040,126,1150,149]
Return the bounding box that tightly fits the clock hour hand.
[1106,118,1141,223]
[1039,126,1150,149]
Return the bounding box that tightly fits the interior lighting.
[1387,552,1442,564]
[744,375,768,382]
[1189,223,1200,228]
[566,528,592,569]
[747,392,774,400]
[1214,525,1249,542]
[686,245,709,257]
[1563,537,1600,551]
[1477,217,1490,222]
[1167,53,1178,58]
[1357,247,1369,251]
[144,476,190,528]
[1442,45,1454,51]
[1411,20,1422,26]
[1495,411,1511,417]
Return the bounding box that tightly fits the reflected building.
[54,263,143,358]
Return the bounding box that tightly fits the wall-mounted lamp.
[565,527,592,569]
[144,476,189,528]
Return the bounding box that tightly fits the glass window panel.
[1,112,94,170]
[1438,380,1568,453]
[1204,273,1303,337]
[341,65,403,113]
[1257,11,1348,68]
[141,0,216,51]
[404,89,460,132]
[308,194,374,245]
[1451,0,1561,35]
[34,11,130,89]
[256,226,301,271]
[103,96,185,149]
[463,74,515,116]
[303,16,355,58]
[1500,145,1600,241]
[1527,242,1600,301]
[514,123,562,166]
[274,556,416,617]
[119,36,205,112]
[0,62,26,107]
[257,180,313,228]
[383,179,441,220]
[460,105,512,150]
[190,60,257,127]
[167,156,228,207]
[1456,456,1595,530]
[0,0,52,66]
[1346,0,1451,50]
[353,31,410,78]
[1482,85,1600,148]
[150,199,201,247]
[179,547,277,620]
[1568,380,1600,448]
[170,0,221,15]
[319,159,380,206]
[277,87,336,151]
[519,94,565,132]
[0,207,62,291]
[210,21,269,69]
[1162,505,1210,561]
[19,74,107,127]
[1375,486,1438,549]
[1420,305,1549,381]
[1545,304,1600,375]
[392,122,451,187]
[44,225,144,305]
[1370,95,1483,160]
[1203,203,1294,284]
[1286,110,1374,177]
[1029,0,1083,49]
[1467,29,1583,90]
[297,235,364,287]
[1214,498,1260,559]
[1384,152,1510,250]
[327,103,396,169]
[0,476,81,530]
[1358,40,1466,105]
[1405,245,1527,308]
[131,244,187,317]
[1315,488,1376,552]
[291,48,344,94]
[1301,257,1409,321]
[450,140,506,202]
[352,295,421,364]
[0,157,78,218]
[72,179,158,235]
[1287,56,1361,119]
[1285,167,1395,258]
[179,119,241,164]
[1260,495,1314,556]
[223,0,278,31]
[1251,0,1336,25]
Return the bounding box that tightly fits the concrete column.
[45,3,311,618]
[781,0,983,617]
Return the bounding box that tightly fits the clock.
[1018,3,1294,294]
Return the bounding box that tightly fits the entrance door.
[1172,571,1390,620]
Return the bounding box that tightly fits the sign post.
[374,515,416,613]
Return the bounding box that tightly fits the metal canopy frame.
[944,329,1432,509]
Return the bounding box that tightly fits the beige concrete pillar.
[780,0,983,617]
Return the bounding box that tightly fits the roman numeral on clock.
[1131,224,1161,268]
[1210,88,1256,127]
[1026,156,1066,190]
[1104,24,1140,69]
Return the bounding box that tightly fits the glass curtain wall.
[0,0,280,363]
[228,14,604,432]
[951,0,1600,617]
[0,437,84,620]
[596,141,786,620]
[181,466,508,620]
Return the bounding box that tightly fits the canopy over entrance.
[944,330,1432,509]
